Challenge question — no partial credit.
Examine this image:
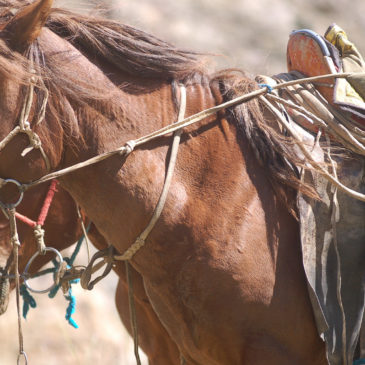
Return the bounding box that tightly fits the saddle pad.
[295,125,365,365]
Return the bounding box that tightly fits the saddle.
[287,24,365,125]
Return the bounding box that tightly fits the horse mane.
[46,8,206,81]
[212,71,317,213]
[0,1,315,212]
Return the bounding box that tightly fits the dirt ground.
[0,0,364,364]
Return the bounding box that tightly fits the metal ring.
[0,179,24,209]
[23,247,63,294]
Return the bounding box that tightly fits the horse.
[0,0,329,364]
[0,181,183,364]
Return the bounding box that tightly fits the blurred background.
[0,0,364,364]
[62,0,365,75]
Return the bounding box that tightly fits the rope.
[19,285,36,319]
[259,95,365,202]
[15,180,58,228]
[33,225,46,254]
[0,126,21,152]
[48,226,90,327]
[8,208,28,364]
[77,207,91,263]
[37,180,58,226]
[269,74,365,155]
[49,231,87,298]
[18,225,89,327]
[14,212,37,228]
[14,180,58,255]
[116,85,186,364]
[114,84,186,261]
[0,273,10,315]
[64,283,79,329]
[22,73,353,191]
[0,63,50,173]
[258,83,273,93]
[68,224,90,265]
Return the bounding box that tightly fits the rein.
[14,74,348,184]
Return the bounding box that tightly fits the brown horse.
[0,182,183,364]
[0,1,329,364]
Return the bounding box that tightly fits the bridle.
[0,78,188,365]
[0,60,50,216]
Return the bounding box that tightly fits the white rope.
[0,72,51,172]
[114,84,187,261]
[23,72,353,190]
[1,71,362,205]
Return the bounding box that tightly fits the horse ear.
[3,0,53,51]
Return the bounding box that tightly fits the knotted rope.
[15,179,58,255]
[257,74,365,202]
[20,285,36,318]
[22,73,353,191]
[0,75,50,172]
[64,282,79,329]
[114,84,187,261]
[20,225,90,327]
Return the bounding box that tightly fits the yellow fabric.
[335,78,365,107]
[325,24,365,104]
[325,24,364,64]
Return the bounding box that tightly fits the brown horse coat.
[0,1,328,364]
[0,183,183,364]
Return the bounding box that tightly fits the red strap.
[14,180,59,228]
[37,180,58,226]
[14,212,37,228]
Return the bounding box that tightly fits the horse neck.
[40,28,291,279]
[59,83,224,275]
[46,53,226,275]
